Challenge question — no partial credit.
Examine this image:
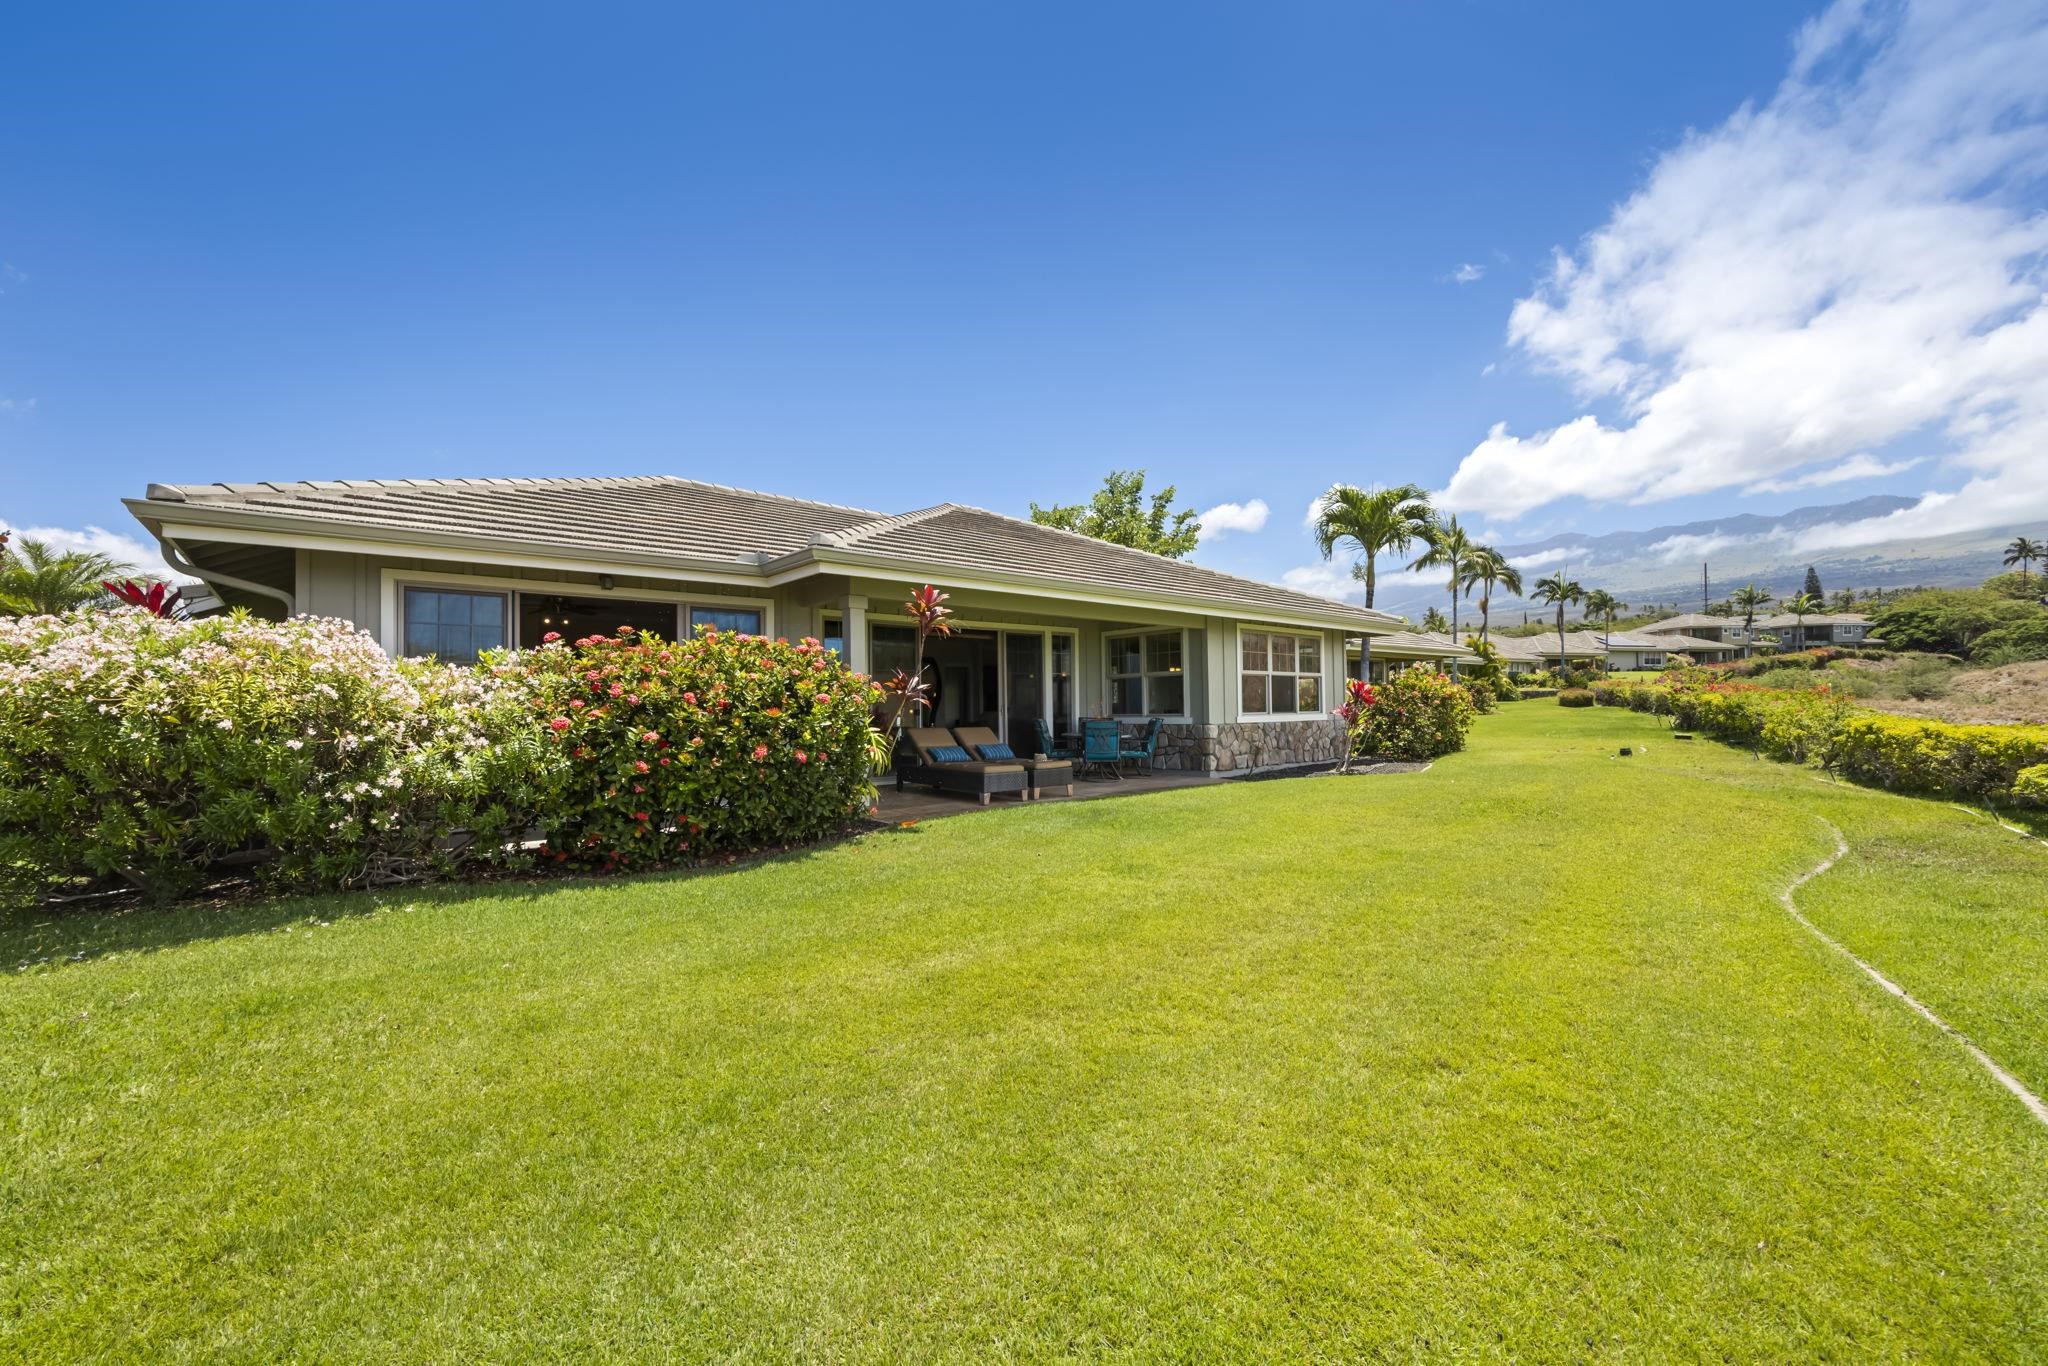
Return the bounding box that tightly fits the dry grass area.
[1851,658,2048,725]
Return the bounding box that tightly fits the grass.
[5,705,2047,1358]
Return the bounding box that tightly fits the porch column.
[840,594,869,675]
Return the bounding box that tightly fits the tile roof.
[1639,614,1748,633]
[1757,612,1871,627]
[1351,630,1474,658]
[135,476,1399,629]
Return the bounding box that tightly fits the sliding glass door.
[1002,632,1044,751]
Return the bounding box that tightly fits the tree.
[1583,589,1625,643]
[1311,483,1433,609]
[0,533,136,617]
[1729,583,1773,658]
[2005,535,2044,587]
[1532,573,1585,672]
[1781,590,1823,649]
[1409,514,1479,667]
[1466,545,1523,646]
[1829,588,1857,613]
[1872,588,2038,655]
[1030,471,1201,559]
[1802,566,1824,601]
[1310,482,1434,681]
[1420,606,1450,633]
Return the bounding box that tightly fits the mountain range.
[1371,495,2030,620]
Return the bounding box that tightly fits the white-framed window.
[1240,629,1322,716]
[687,605,764,635]
[401,586,510,664]
[1106,630,1186,717]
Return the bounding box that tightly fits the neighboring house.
[1637,613,1756,651]
[1469,634,1550,675]
[1599,629,1739,669]
[1346,631,1474,682]
[124,476,1407,774]
[1756,612,1879,650]
[1525,631,1610,672]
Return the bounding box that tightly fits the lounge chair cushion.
[974,742,1017,760]
[927,744,973,764]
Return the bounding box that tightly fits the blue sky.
[5,0,2045,598]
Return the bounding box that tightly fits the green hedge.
[1590,679,2047,808]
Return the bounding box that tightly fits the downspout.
[154,531,297,617]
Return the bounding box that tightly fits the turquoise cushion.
[975,742,1017,760]
[928,744,972,763]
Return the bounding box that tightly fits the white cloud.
[1509,546,1583,571]
[0,398,34,414]
[1197,498,1269,539]
[2,523,177,579]
[1449,263,1485,284]
[1742,453,1925,495]
[1282,561,1442,605]
[1438,0,2048,548]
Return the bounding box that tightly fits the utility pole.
[1701,563,1710,614]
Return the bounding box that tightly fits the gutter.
[153,530,298,617]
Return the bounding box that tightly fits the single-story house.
[1465,634,1550,675]
[1599,629,1739,669]
[1346,630,1474,682]
[1499,631,1609,672]
[1756,612,1880,650]
[124,476,1408,773]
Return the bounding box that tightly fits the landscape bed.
[4,705,2046,1358]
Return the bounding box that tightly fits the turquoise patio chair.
[1119,716,1163,775]
[1034,718,1077,761]
[1079,719,1123,780]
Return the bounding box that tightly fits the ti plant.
[103,578,187,619]
[876,584,955,746]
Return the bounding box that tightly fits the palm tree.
[1467,545,1523,646]
[1728,583,1773,659]
[1583,589,1626,645]
[1781,590,1823,650]
[0,534,134,616]
[2005,535,2044,587]
[1419,606,1450,634]
[1313,483,1433,680]
[1532,572,1585,673]
[1409,515,1478,667]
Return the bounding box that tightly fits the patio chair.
[1033,718,1078,761]
[896,727,1030,806]
[1078,719,1123,781]
[956,726,1073,799]
[1119,716,1164,776]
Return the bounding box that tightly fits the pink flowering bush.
[501,625,884,872]
[1335,666,1477,762]
[0,610,557,905]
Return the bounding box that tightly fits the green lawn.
[5,704,2046,1358]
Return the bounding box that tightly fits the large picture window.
[1240,630,1321,716]
[1107,630,1184,717]
[401,587,508,665]
[689,605,764,635]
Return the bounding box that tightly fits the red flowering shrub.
[502,626,884,870]
[1336,666,1477,762]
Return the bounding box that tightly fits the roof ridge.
[929,502,1403,624]
[812,502,962,547]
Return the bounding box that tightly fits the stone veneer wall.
[1153,718,1347,774]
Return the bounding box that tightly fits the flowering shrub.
[1335,667,1477,761]
[505,625,884,871]
[0,610,556,905]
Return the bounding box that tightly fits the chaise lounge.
[954,725,1074,799]
[896,727,1031,806]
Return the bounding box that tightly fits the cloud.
[1,522,177,579]
[0,398,34,414]
[1742,453,1924,495]
[1448,263,1484,284]
[1282,561,1442,606]
[1508,546,1583,571]
[1437,0,2048,547]
[1197,498,1269,540]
